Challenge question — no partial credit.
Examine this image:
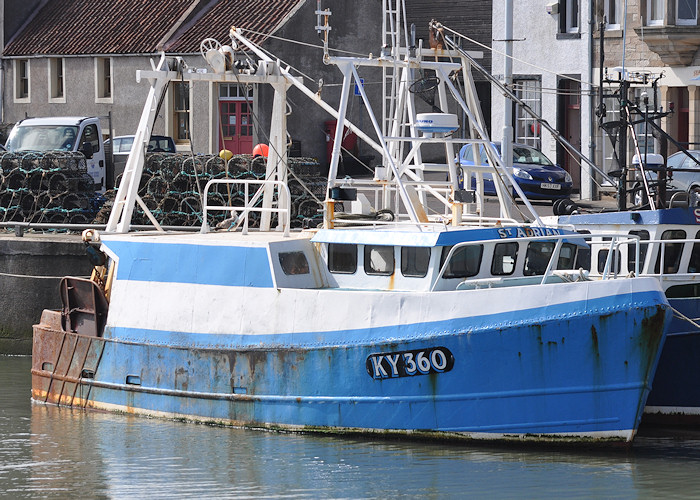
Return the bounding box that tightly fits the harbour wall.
[0,233,91,354]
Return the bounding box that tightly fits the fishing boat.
[31,2,671,444]
[546,206,700,424]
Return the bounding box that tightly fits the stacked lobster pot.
[96,153,328,228]
[0,151,99,224]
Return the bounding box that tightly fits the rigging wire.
[439,24,599,91]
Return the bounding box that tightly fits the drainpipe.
[0,62,4,125]
[502,0,514,191]
[588,0,595,199]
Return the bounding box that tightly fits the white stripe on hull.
[106,276,663,336]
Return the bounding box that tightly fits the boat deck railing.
[588,235,700,282]
[201,179,292,236]
[432,232,642,292]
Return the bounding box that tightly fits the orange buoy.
[252,144,269,158]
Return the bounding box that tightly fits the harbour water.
[3,355,700,499]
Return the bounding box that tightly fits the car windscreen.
[6,125,80,152]
[148,137,176,152]
[512,146,553,166]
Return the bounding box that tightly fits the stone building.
[0,0,385,169]
[0,0,494,178]
[594,0,700,158]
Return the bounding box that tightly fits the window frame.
[401,246,431,278]
[172,81,191,144]
[328,243,357,274]
[364,245,395,276]
[647,0,665,26]
[605,0,621,30]
[513,77,542,149]
[48,57,66,103]
[654,230,686,275]
[491,242,519,276]
[566,0,580,33]
[677,0,698,25]
[440,245,483,280]
[14,58,30,102]
[94,57,113,103]
[279,251,310,276]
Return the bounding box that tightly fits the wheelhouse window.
[525,242,580,276]
[574,230,591,270]
[440,245,483,279]
[95,57,112,102]
[279,251,310,275]
[678,0,697,24]
[14,59,29,101]
[627,230,650,272]
[48,58,65,101]
[173,82,191,143]
[491,242,518,276]
[596,238,621,275]
[654,230,686,274]
[690,230,700,273]
[328,243,357,274]
[558,243,577,269]
[524,242,555,276]
[401,246,431,278]
[647,0,664,25]
[364,245,394,276]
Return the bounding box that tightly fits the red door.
[219,99,253,154]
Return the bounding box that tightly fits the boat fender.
[82,229,106,267]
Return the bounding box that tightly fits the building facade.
[0,0,386,170]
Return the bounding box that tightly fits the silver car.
[667,150,700,197]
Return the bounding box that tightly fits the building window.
[48,58,65,102]
[647,0,664,25]
[173,82,191,143]
[605,0,621,29]
[633,88,658,154]
[677,0,697,25]
[95,57,112,102]
[14,59,30,101]
[513,78,542,148]
[566,0,580,32]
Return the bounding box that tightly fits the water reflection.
[3,355,700,498]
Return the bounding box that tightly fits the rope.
[672,306,700,331]
[439,24,597,90]
[0,271,89,279]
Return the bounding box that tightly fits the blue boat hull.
[32,296,669,443]
[644,297,700,423]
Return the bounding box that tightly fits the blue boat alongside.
[31,3,671,444]
[551,207,700,423]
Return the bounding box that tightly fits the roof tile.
[4,0,303,57]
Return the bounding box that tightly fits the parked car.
[105,135,177,181]
[666,150,700,197]
[629,152,700,207]
[457,143,573,201]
